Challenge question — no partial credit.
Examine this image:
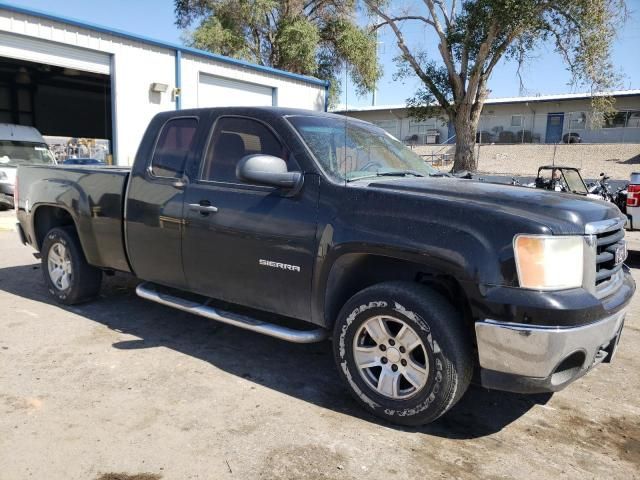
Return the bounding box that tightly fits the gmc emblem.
[614,242,627,266]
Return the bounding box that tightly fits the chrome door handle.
[188,203,218,213]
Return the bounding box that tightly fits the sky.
[10,0,640,108]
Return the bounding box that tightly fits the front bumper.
[476,308,626,393]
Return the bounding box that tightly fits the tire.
[41,227,102,304]
[333,281,473,426]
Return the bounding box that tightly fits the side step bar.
[136,282,329,344]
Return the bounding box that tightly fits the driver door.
[181,116,319,321]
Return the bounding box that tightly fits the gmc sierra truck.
[15,107,635,426]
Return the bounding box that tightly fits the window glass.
[626,111,640,128]
[511,115,523,127]
[568,111,586,130]
[603,111,628,128]
[0,141,56,166]
[202,117,289,182]
[408,119,435,135]
[288,115,438,183]
[151,118,198,178]
[373,119,398,137]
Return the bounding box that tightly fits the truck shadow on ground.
[0,263,551,439]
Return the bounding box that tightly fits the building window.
[510,115,523,127]
[603,111,629,128]
[626,111,640,128]
[151,117,198,178]
[373,120,398,137]
[409,119,435,135]
[567,111,586,130]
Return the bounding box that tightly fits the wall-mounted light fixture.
[150,82,169,93]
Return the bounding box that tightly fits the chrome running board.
[136,282,329,344]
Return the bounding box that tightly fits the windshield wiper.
[376,170,425,177]
[347,170,425,182]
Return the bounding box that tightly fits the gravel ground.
[416,143,640,180]
[0,221,639,479]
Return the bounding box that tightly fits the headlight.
[0,171,7,181]
[513,235,584,290]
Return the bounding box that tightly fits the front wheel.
[333,282,472,426]
[41,227,102,304]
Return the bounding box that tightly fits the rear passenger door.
[181,116,319,321]
[126,116,201,289]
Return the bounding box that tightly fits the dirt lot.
[0,222,639,479]
[415,143,640,180]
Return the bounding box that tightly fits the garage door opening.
[0,57,112,162]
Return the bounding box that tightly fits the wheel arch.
[320,250,474,332]
[32,204,77,251]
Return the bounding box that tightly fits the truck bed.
[17,164,132,272]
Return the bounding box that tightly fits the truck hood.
[366,177,622,234]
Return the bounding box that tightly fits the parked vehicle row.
[510,166,638,230]
[15,107,634,426]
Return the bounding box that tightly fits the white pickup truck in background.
[0,123,56,210]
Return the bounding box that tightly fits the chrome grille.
[588,218,627,299]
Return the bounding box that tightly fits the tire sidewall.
[42,229,79,303]
[334,293,454,424]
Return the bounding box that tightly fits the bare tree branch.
[422,0,464,100]
[434,0,452,29]
[365,0,452,111]
[370,15,435,32]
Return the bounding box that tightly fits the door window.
[151,117,198,178]
[201,117,289,183]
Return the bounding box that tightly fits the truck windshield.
[0,141,56,167]
[288,115,438,182]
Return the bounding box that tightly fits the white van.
[0,124,56,209]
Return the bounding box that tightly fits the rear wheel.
[41,227,102,304]
[333,281,472,426]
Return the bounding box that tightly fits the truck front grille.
[592,221,626,299]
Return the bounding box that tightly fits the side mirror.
[236,154,302,190]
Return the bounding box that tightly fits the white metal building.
[0,2,329,165]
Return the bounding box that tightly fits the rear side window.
[201,117,289,183]
[151,117,198,178]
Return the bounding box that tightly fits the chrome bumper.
[475,309,626,392]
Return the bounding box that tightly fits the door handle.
[188,203,218,214]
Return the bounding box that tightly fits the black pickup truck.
[15,107,635,426]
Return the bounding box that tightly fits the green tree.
[175,0,381,105]
[364,0,627,172]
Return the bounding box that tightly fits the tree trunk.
[453,115,479,172]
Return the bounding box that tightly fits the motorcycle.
[587,172,628,214]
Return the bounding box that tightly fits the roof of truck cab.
[0,124,46,143]
[155,107,375,130]
[159,106,366,121]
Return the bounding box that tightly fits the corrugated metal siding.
[0,31,110,74]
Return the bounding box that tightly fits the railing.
[421,153,454,168]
